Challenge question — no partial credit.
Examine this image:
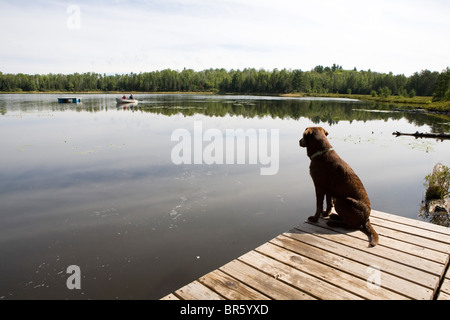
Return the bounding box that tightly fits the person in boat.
[122,94,127,99]
[129,94,134,100]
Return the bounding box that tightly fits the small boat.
[116,98,138,104]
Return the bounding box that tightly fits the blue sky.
[0,0,448,75]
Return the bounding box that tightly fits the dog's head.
[299,127,329,148]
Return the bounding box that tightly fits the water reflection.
[115,97,449,132]
[2,94,450,132]
[116,102,138,109]
[0,93,449,300]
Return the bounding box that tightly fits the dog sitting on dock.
[299,127,379,247]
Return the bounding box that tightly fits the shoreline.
[1,90,448,112]
[281,92,450,113]
[0,91,215,95]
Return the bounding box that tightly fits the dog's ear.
[299,127,312,147]
[304,127,313,136]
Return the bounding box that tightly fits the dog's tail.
[363,219,379,247]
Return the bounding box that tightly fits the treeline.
[1,65,448,100]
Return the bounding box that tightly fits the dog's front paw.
[307,215,319,223]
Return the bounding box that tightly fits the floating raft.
[161,210,450,300]
[57,97,81,103]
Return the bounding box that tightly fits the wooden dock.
[161,210,450,300]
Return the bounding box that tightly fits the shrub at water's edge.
[420,163,450,226]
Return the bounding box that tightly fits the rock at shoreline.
[419,163,450,226]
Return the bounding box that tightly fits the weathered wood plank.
[300,221,445,277]
[437,291,450,300]
[368,222,450,254]
[198,269,270,300]
[290,225,440,292]
[255,242,407,300]
[371,210,450,236]
[271,234,433,300]
[309,219,449,265]
[174,280,225,300]
[239,250,362,300]
[219,259,316,300]
[160,293,180,300]
[439,278,450,295]
[437,266,450,299]
[370,216,450,250]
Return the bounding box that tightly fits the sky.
[0,0,448,76]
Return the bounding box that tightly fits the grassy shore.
[281,92,450,112]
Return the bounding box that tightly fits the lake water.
[0,93,449,299]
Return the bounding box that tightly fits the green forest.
[1,65,449,102]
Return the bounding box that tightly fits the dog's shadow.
[287,215,373,248]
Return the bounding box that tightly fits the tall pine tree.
[433,68,450,101]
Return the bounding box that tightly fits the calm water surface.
[0,94,449,299]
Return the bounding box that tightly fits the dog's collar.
[309,147,333,160]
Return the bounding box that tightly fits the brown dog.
[299,127,379,247]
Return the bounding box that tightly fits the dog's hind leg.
[334,197,369,228]
[334,197,378,247]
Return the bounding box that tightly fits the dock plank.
[174,280,225,300]
[255,242,407,300]
[160,293,179,300]
[290,225,439,292]
[296,222,445,277]
[439,279,450,296]
[437,266,450,300]
[369,217,450,254]
[161,209,450,300]
[239,250,362,300]
[272,234,432,300]
[437,291,450,300]
[198,269,270,300]
[220,259,315,300]
[371,210,450,236]
[307,216,449,265]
